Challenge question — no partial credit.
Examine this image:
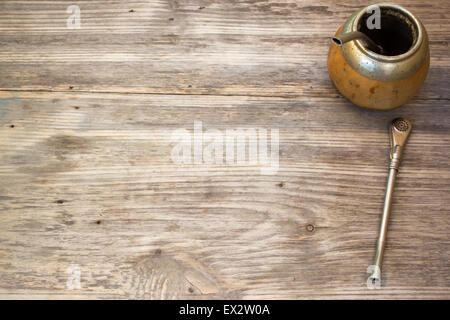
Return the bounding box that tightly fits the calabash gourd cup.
[327,3,430,110]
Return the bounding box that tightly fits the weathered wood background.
[0,0,449,299]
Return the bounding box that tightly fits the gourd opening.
[357,7,418,56]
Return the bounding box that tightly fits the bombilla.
[369,118,412,285]
[332,31,384,54]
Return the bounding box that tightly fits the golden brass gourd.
[328,3,430,110]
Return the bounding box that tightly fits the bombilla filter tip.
[389,118,412,157]
[392,118,411,132]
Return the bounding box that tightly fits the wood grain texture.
[0,0,448,99]
[0,0,449,299]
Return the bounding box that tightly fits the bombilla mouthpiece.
[332,31,384,54]
[369,267,381,286]
[389,118,412,169]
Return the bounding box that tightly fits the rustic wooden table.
[0,0,449,299]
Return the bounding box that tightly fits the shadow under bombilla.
[369,118,412,286]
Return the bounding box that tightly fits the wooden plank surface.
[0,0,449,299]
[0,0,448,98]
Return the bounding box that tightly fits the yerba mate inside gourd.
[358,7,418,56]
